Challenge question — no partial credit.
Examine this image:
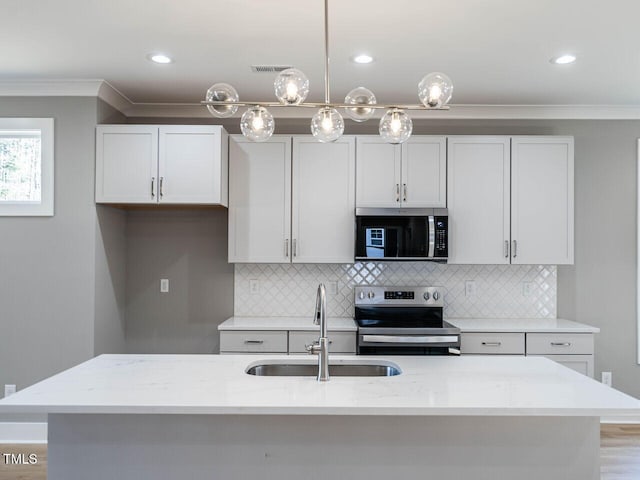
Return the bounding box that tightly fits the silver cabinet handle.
[395,184,400,202]
[504,240,509,258]
[482,342,502,347]
[403,183,407,202]
[292,239,297,257]
[551,342,571,347]
[151,177,155,198]
[159,177,164,198]
[244,340,264,345]
[512,240,517,258]
[285,239,289,257]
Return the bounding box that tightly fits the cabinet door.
[96,125,158,203]
[228,136,291,263]
[447,136,511,264]
[158,126,227,205]
[292,136,356,263]
[530,355,594,378]
[400,136,447,207]
[355,136,401,207]
[511,137,574,264]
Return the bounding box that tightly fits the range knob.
[367,291,375,299]
[432,291,440,301]
[358,291,365,300]
[423,292,430,301]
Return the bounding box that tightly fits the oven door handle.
[362,335,459,344]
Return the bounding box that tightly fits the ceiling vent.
[251,65,292,73]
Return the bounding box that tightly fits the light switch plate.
[249,279,260,294]
[160,279,169,293]
[465,280,476,297]
[4,384,16,397]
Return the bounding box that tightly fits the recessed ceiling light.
[352,54,374,64]
[551,54,576,65]
[148,53,173,64]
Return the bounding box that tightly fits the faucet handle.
[305,342,320,354]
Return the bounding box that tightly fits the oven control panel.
[355,286,444,307]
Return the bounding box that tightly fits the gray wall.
[0,97,98,397]
[125,209,234,354]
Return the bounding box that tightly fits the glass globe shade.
[379,108,412,144]
[418,72,453,108]
[310,107,344,143]
[344,87,377,122]
[205,83,239,118]
[240,106,275,142]
[274,68,310,105]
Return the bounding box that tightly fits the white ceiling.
[2,0,640,110]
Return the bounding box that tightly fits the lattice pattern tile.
[234,263,557,319]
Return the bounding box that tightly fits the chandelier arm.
[201,101,450,111]
[324,0,330,105]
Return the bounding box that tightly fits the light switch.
[160,279,169,293]
[249,279,260,294]
[522,282,533,297]
[4,384,16,397]
[465,280,476,297]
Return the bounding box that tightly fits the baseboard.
[601,416,640,424]
[0,422,47,443]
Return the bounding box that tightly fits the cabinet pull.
[159,177,164,198]
[244,340,264,345]
[293,239,297,257]
[285,239,289,257]
[504,240,509,258]
[395,184,400,202]
[403,184,407,202]
[512,240,517,258]
[151,177,155,198]
[551,342,571,347]
[482,342,502,347]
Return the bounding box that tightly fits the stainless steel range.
[354,286,461,355]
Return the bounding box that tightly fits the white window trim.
[638,140,640,364]
[0,118,54,216]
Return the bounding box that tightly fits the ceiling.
[2,0,640,112]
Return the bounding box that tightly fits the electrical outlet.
[465,280,476,297]
[522,282,533,297]
[4,384,16,397]
[328,281,338,295]
[602,371,612,387]
[249,279,260,294]
[160,279,169,293]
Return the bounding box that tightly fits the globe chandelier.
[202,0,453,144]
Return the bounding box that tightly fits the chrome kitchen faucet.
[306,283,329,381]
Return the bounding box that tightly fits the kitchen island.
[0,354,638,480]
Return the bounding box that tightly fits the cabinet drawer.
[220,331,288,353]
[526,333,593,355]
[289,331,356,353]
[461,332,525,355]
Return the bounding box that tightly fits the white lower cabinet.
[288,331,356,354]
[220,330,356,354]
[461,331,595,377]
[219,331,288,354]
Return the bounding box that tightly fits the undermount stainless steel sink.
[246,362,401,377]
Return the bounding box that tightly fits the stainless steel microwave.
[355,208,448,261]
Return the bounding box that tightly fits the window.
[0,118,54,216]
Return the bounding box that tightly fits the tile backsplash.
[234,263,556,319]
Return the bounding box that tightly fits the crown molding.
[2,79,640,120]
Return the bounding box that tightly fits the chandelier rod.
[201,100,450,110]
[323,0,330,105]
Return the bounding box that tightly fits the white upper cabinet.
[292,136,356,263]
[96,125,158,203]
[511,136,574,265]
[228,136,291,263]
[355,136,446,208]
[96,125,228,205]
[448,136,574,265]
[400,137,447,208]
[228,136,355,264]
[447,137,511,264]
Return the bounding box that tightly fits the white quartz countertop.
[448,318,600,333]
[0,354,637,417]
[219,316,357,331]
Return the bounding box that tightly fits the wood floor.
[0,424,638,479]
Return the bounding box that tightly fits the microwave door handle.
[428,216,435,258]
